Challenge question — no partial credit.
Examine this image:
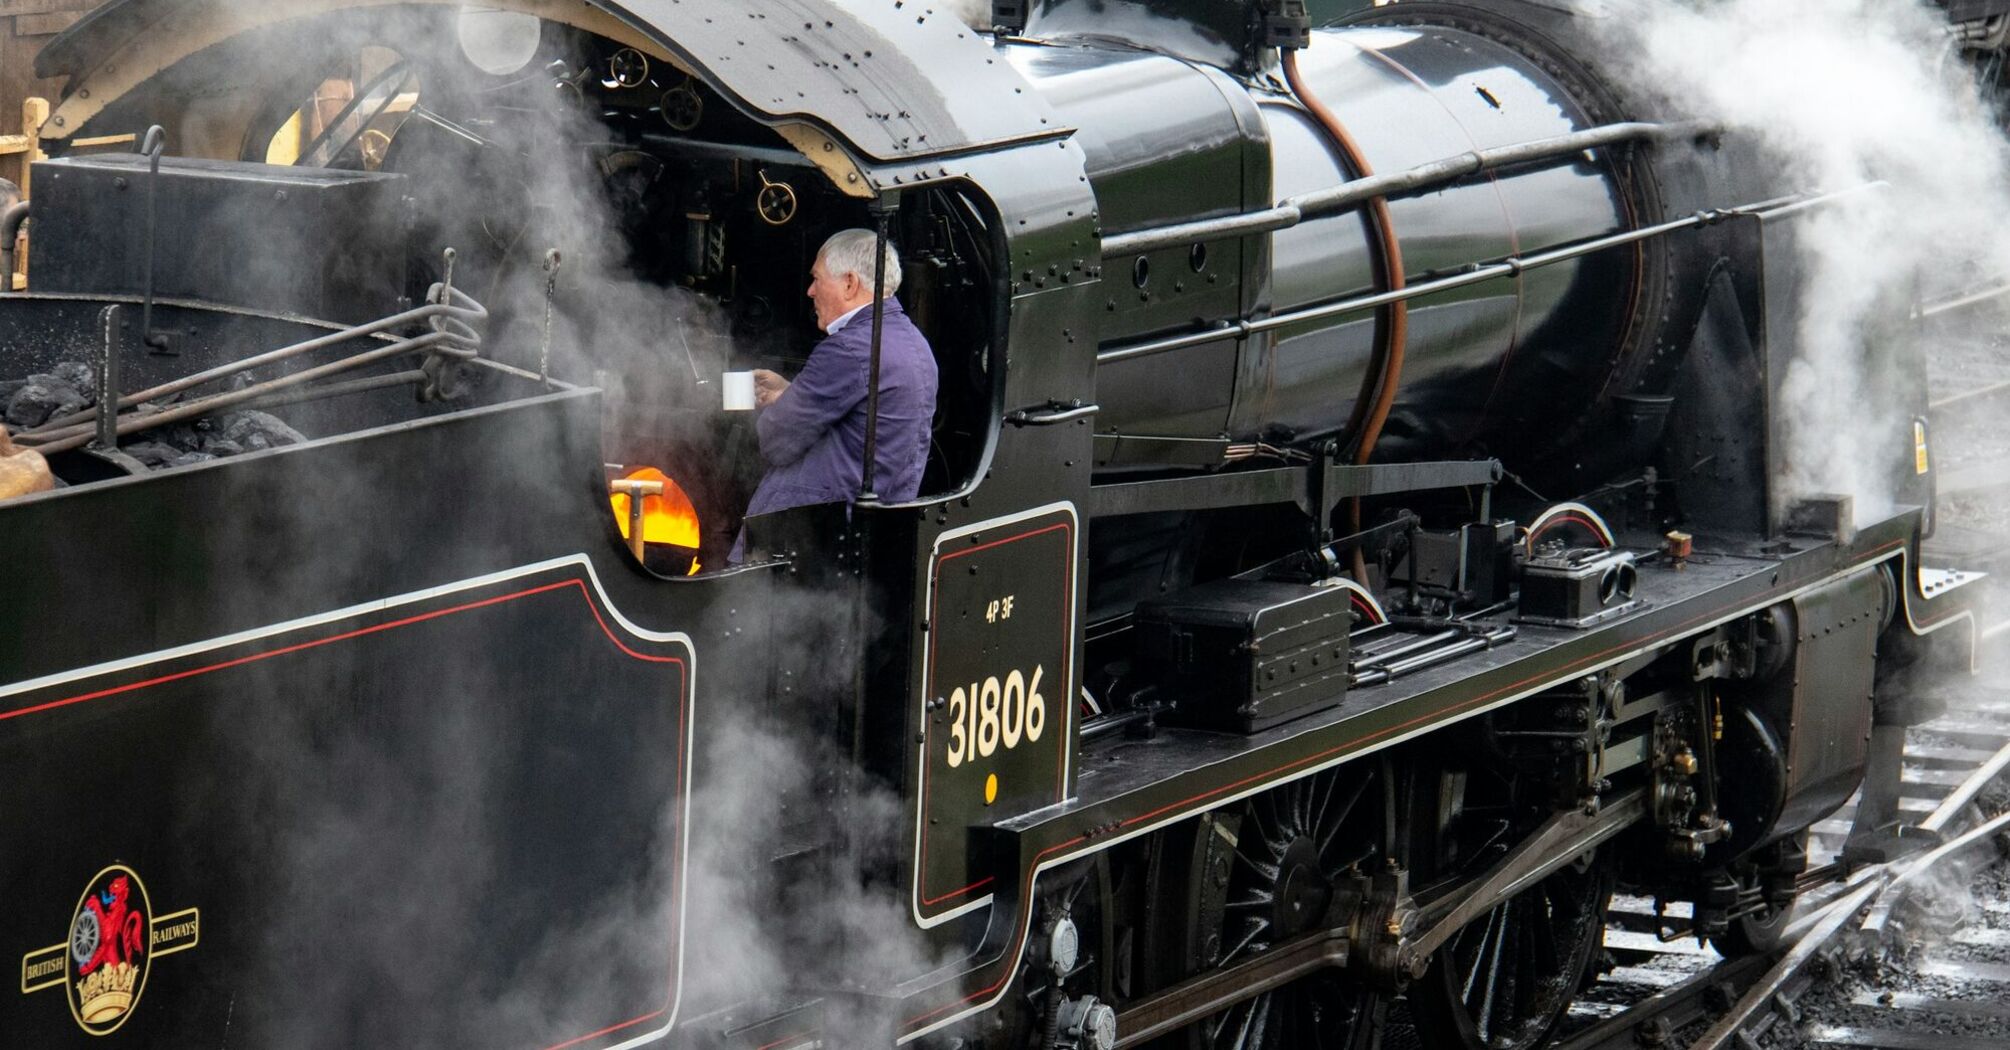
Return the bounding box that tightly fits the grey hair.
[817,228,902,296]
[0,177,18,205]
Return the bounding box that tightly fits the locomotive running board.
[895,509,1982,1043]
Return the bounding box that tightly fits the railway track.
[1532,627,2010,1050]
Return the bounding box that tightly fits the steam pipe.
[1280,46,1405,583]
[1277,50,1407,462]
[25,328,468,456]
[1099,121,1704,258]
[0,200,28,289]
[237,369,429,412]
[1095,187,1869,366]
[23,285,487,437]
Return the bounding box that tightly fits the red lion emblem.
[77,875,145,976]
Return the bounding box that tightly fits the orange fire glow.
[610,467,702,551]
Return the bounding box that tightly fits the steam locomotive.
[0,1,1995,1047]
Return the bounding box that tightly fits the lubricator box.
[30,154,410,324]
[1517,547,1642,628]
[1135,579,1352,733]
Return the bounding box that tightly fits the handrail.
[1096,184,1882,366]
[1101,121,1710,258]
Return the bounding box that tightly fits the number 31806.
[945,665,1047,768]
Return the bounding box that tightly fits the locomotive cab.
[11,3,1008,575]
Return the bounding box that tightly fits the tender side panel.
[2,567,692,1050]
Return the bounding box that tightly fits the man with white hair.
[734,228,938,559]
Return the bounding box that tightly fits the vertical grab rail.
[137,125,170,351]
[860,194,896,501]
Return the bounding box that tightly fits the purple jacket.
[746,297,938,519]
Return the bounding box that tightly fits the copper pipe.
[1282,50,1409,463]
[1282,49,1408,583]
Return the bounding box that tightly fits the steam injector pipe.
[1278,45,1405,583]
[0,199,26,290]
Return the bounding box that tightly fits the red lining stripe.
[1,579,683,723]
[540,1008,669,1050]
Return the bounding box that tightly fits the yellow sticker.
[984,773,999,805]
[1914,421,1930,475]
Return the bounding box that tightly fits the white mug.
[721,371,757,411]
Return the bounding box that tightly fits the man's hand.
[752,368,790,408]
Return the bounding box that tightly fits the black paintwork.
[0,0,1984,1047]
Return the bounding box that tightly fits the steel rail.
[1920,737,2010,833]
[1859,807,2010,940]
[1919,276,2010,319]
[1930,376,2010,411]
[1684,880,1883,1050]
[1095,187,1872,366]
[1687,729,2010,1050]
[1099,121,1705,258]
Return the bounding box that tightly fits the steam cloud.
[95,4,949,1044]
[1601,0,2010,523]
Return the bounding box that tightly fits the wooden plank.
[0,0,90,18]
[15,11,81,36]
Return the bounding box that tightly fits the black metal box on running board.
[1135,578,1352,733]
[29,154,410,324]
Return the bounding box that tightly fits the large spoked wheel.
[1143,768,1386,1050]
[1408,854,1615,1050]
[1402,752,1617,1050]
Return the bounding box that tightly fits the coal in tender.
[4,375,88,429]
[211,410,304,451]
[49,361,95,400]
[123,442,214,470]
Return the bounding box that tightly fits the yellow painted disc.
[984,773,999,805]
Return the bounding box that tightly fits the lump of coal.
[124,442,217,470]
[213,410,305,451]
[5,376,88,429]
[124,442,183,469]
[49,361,95,400]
